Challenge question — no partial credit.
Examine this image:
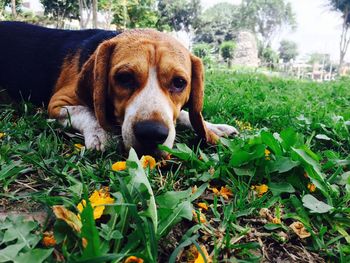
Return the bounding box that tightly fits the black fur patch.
[0,21,118,105]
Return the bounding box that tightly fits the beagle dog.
[0,21,238,155]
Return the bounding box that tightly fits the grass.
[1,71,350,262]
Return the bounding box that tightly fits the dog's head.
[77,29,218,155]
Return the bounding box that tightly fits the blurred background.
[1,0,349,80]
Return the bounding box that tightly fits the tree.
[40,0,79,28]
[92,0,97,28]
[278,40,298,62]
[106,0,158,29]
[194,3,239,49]
[260,45,279,68]
[157,0,202,32]
[192,43,213,66]
[238,0,296,48]
[78,0,92,29]
[11,0,16,18]
[0,0,21,18]
[329,0,350,71]
[220,41,236,67]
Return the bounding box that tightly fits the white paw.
[206,122,239,137]
[83,127,108,151]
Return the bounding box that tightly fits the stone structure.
[232,31,259,67]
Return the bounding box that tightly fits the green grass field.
[1,71,350,262]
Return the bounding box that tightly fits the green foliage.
[103,0,158,29]
[1,72,350,261]
[279,39,298,62]
[156,0,201,32]
[238,0,297,46]
[40,0,79,28]
[192,43,213,66]
[194,2,238,47]
[0,217,53,262]
[259,45,279,67]
[220,41,236,62]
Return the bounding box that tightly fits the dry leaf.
[53,205,82,232]
[290,221,311,239]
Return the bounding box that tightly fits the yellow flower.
[252,184,269,197]
[307,183,316,192]
[77,187,114,220]
[272,217,281,224]
[185,244,212,263]
[124,256,144,263]
[0,132,6,139]
[74,143,84,150]
[42,231,56,247]
[265,149,271,160]
[219,186,233,200]
[211,186,233,200]
[140,155,156,169]
[197,202,208,210]
[112,161,127,171]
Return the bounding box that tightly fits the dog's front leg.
[58,105,108,151]
[177,110,239,137]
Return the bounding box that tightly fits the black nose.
[134,121,169,147]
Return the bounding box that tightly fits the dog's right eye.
[114,72,138,89]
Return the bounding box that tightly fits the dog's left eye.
[170,77,187,92]
[114,72,138,89]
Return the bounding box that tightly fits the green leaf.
[157,201,193,237]
[261,131,282,156]
[269,157,299,173]
[0,243,26,263]
[268,182,295,196]
[157,188,192,209]
[80,198,102,259]
[302,194,333,214]
[280,128,298,149]
[264,223,282,230]
[14,248,54,263]
[127,148,158,233]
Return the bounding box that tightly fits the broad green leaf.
[269,157,299,173]
[261,131,282,156]
[127,149,158,232]
[0,243,25,263]
[80,199,101,259]
[302,194,333,214]
[14,248,54,263]
[157,201,192,237]
[230,144,265,166]
[280,128,298,149]
[157,188,192,209]
[268,182,295,196]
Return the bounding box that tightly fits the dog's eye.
[170,77,187,92]
[114,72,137,89]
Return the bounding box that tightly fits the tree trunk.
[92,0,98,28]
[79,0,84,29]
[339,7,350,75]
[11,0,16,18]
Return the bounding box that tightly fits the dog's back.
[0,21,117,105]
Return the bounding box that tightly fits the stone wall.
[232,31,259,67]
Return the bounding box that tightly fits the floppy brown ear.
[76,40,116,131]
[189,55,219,144]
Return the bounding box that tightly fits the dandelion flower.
[140,155,156,169]
[77,187,114,220]
[112,161,127,171]
[265,149,271,160]
[307,183,316,192]
[252,184,269,197]
[272,217,281,224]
[192,210,206,223]
[42,232,56,247]
[74,143,84,150]
[124,256,144,263]
[0,132,6,139]
[197,202,209,210]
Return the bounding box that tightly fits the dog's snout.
[134,120,169,146]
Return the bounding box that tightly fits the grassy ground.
[1,72,350,262]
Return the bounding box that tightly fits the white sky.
[202,0,349,62]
